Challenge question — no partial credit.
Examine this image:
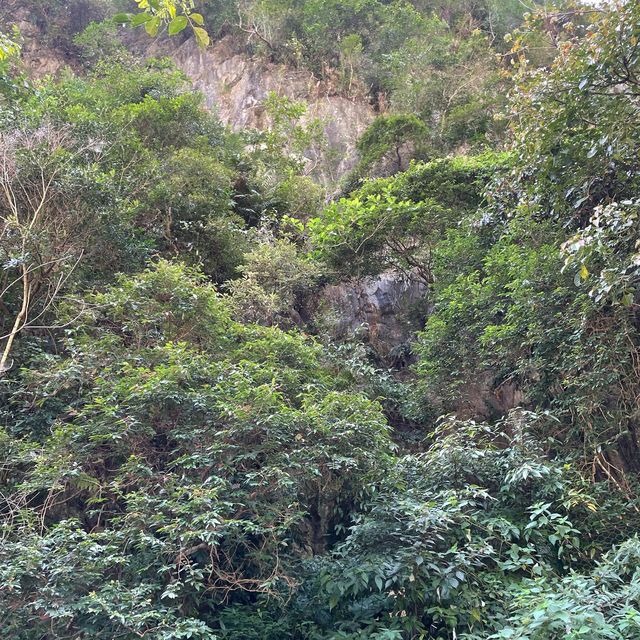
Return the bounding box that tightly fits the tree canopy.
[2,1,640,639]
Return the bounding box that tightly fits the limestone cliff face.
[17,17,375,185]
[141,36,375,184]
[16,19,376,184]
[313,271,426,358]
[11,10,71,77]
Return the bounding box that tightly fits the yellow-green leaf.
[145,16,161,37]
[193,26,210,49]
[580,264,589,280]
[131,12,153,27]
[168,15,188,36]
[112,12,132,24]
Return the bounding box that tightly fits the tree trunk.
[0,265,30,374]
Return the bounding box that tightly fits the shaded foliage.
[2,2,640,639]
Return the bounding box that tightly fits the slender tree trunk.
[0,264,30,374]
[395,144,403,172]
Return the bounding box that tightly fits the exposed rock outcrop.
[314,271,426,358]
[141,36,375,184]
[14,17,375,185]
[11,10,71,77]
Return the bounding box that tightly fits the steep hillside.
[142,35,375,184]
[1,0,542,185]
[3,2,640,640]
[6,9,375,185]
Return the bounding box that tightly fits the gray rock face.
[316,271,426,357]
[19,26,375,185]
[145,37,375,184]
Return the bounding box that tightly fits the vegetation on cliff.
[1,1,640,639]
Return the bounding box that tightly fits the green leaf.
[168,16,188,36]
[145,16,161,37]
[580,264,589,280]
[131,12,153,27]
[193,27,210,49]
[190,13,205,26]
[112,13,132,24]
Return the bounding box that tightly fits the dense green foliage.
[309,153,508,283]
[413,0,640,475]
[223,0,517,164]
[0,261,394,638]
[2,1,640,639]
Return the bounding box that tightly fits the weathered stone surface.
[17,24,375,184]
[316,271,426,357]
[12,11,70,78]
[448,375,526,421]
[141,36,375,184]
